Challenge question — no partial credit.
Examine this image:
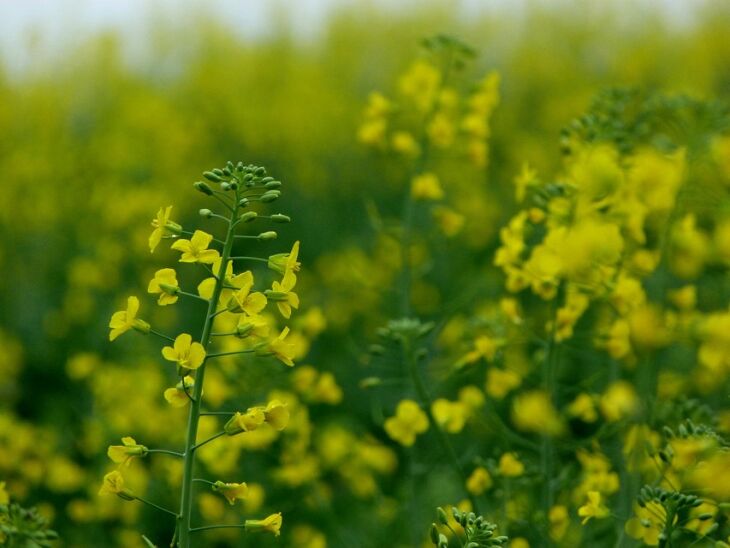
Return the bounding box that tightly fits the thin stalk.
[178,290,209,303]
[206,350,254,359]
[149,329,175,342]
[135,496,178,517]
[189,524,246,533]
[229,255,268,263]
[147,449,184,458]
[403,337,479,512]
[191,431,225,451]
[177,188,239,548]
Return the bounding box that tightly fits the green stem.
[206,350,254,359]
[135,496,178,517]
[177,190,240,548]
[178,290,209,303]
[189,524,247,533]
[149,329,175,342]
[147,449,184,458]
[191,431,225,451]
[402,337,479,512]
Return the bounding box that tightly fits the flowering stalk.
[104,162,299,547]
[176,193,239,547]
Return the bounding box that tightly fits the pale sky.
[0,0,708,73]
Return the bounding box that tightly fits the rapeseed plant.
[100,163,301,546]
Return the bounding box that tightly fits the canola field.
[2,2,730,547]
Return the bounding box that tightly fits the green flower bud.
[240,211,258,223]
[436,507,449,525]
[199,208,214,218]
[221,182,232,191]
[213,168,224,176]
[203,171,222,182]
[430,524,439,545]
[264,289,287,301]
[270,213,290,223]
[239,198,250,207]
[265,180,282,189]
[194,181,214,195]
[258,231,278,241]
[254,166,266,176]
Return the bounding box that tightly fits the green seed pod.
[261,190,281,203]
[194,181,214,195]
[437,534,448,548]
[265,180,282,189]
[203,171,221,182]
[240,211,258,223]
[270,214,291,223]
[368,344,386,356]
[258,231,278,241]
[199,208,214,218]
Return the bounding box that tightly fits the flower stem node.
[194,182,214,196]
[258,231,278,241]
[240,211,258,223]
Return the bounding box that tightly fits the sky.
[0,0,708,73]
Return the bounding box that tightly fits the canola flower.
[101,162,302,546]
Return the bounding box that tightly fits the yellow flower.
[108,296,150,341]
[511,390,565,436]
[498,453,524,477]
[466,467,493,496]
[263,327,296,366]
[411,172,444,201]
[224,407,266,435]
[485,367,521,399]
[549,505,569,541]
[162,333,206,371]
[236,314,270,339]
[264,400,290,431]
[147,268,179,306]
[392,131,420,156]
[107,436,148,466]
[578,491,610,525]
[212,481,248,505]
[245,512,282,537]
[149,205,181,253]
[625,501,668,545]
[227,271,268,315]
[98,470,135,500]
[171,230,220,264]
[431,399,469,433]
[268,241,301,279]
[0,481,8,505]
[384,399,429,447]
[567,393,598,423]
[600,381,639,422]
[164,376,195,407]
[268,270,300,319]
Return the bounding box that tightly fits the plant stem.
[147,449,184,458]
[177,189,239,548]
[189,524,247,533]
[135,496,178,517]
[402,337,479,512]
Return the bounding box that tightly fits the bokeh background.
[2,1,730,547]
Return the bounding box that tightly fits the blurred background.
[1,1,730,546]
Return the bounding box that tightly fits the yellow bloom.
[577,491,610,525]
[264,400,290,431]
[498,453,524,477]
[512,390,565,436]
[236,314,270,339]
[98,470,135,500]
[149,205,181,253]
[164,375,195,407]
[384,399,429,447]
[0,481,8,505]
[392,131,420,156]
[107,436,148,466]
[600,381,639,422]
[147,268,179,306]
[567,393,598,423]
[171,230,220,264]
[411,172,444,201]
[108,296,150,341]
[485,367,521,399]
[245,512,282,537]
[212,481,248,505]
[625,501,668,545]
[227,271,268,315]
[268,270,299,319]
[224,407,266,435]
[268,241,301,279]
[431,399,469,433]
[466,467,493,496]
[263,327,296,366]
[162,333,206,371]
[549,505,569,541]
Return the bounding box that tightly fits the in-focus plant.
[101,162,301,547]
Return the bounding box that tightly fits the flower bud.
[258,231,278,241]
[203,171,222,182]
[221,182,232,191]
[430,524,439,545]
[194,181,214,195]
[213,168,224,176]
[436,507,449,525]
[270,214,290,223]
[199,208,214,218]
[240,211,258,223]
[264,289,288,301]
[254,166,266,176]
[264,180,281,189]
[238,198,250,208]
